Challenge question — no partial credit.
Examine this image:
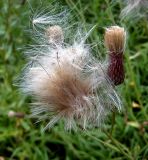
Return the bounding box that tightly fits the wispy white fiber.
[120,0,148,20]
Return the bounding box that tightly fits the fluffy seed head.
[21,41,122,130]
[104,26,126,54]
[19,8,123,131]
[46,25,64,45]
[8,111,16,118]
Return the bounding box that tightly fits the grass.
[0,0,148,159]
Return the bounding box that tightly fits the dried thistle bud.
[8,111,25,118]
[46,25,64,45]
[104,26,126,54]
[104,26,126,86]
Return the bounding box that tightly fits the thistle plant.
[19,7,126,131]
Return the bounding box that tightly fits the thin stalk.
[126,52,147,118]
[104,0,115,24]
[104,131,134,160]
[110,112,116,136]
[66,0,86,24]
[86,131,133,160]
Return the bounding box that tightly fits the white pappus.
[19,6,124,131]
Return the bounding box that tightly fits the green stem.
[126,52,147,118]
[66,0,86,24]
[86,131,133,160]
[104,0,115,24]
[104,131,134,160]
[110,112,116,136]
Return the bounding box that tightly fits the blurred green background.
[0,0,148,159]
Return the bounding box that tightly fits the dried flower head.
[104,26,126,85]
[46,25,64,45]
[104,26,126,54]
[19,8,123,130]
[8,111,25,118]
